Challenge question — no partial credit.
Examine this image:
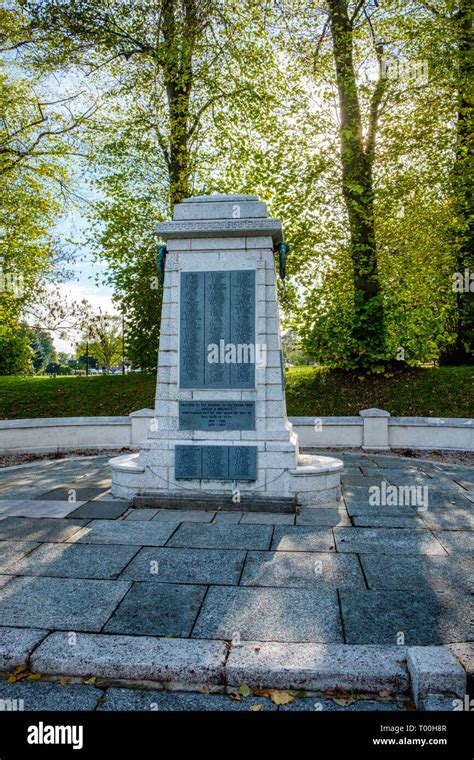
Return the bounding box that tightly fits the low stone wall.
[0,416,131,454]
[0,408,472,454]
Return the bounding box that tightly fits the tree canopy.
[1,0,472,372]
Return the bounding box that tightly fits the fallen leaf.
[238,684,252,697]
[230,693,241,701]
[26,674,41,681]
[269,690,295,706]
[249,704,263,711]
[333,698,354,707]
[8,669,34,683]
[83,676,96,685]
[59,679,70,686]
[252,688,271,698]
[324,689,351,698]
[378,690,391,699]
[12,666,27,676]
[202,684,210,695]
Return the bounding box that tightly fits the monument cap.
[156,192,283,243]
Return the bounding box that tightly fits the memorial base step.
[132,493,297,513]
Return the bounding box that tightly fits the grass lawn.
[0,366,472,420]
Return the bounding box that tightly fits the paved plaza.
[0,452,472,710]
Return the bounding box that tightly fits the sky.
[53,209,117,354]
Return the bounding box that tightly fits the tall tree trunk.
[441,0,474,364]
[162,0,195,210]
[327,0,387,369]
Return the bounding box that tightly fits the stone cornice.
[156,218,283,244]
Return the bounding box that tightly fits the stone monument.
[110,194,342,509]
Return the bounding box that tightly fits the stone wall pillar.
[359,408,390,450]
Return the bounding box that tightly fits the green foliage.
[284,365,474,418]
[0,331,33,375]
[0,7,75,352]
[45,361,71,375]
[0,367,472,419]
[76,314,123,370]
[2,0,472,374]
[28,327,57,371]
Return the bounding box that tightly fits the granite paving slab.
[239,512,295,525]
[240,551,365,589]
[0,501,81,518]
[359,466,427,478]
[344,500,418,517]
[31,632,227,685]
[0,501,30,513]
[0,678,103,710]
[167,523,272,550]
[381,474,432,488]
[271,526,335,552]
[124,509,159,521]
[352,515,426,528]
[430,477,472,494]
[420,491,472,509]
[0,517,88,543]
[119,547,245,585]
[420,695,461,711]
[0,576,130,631]
[35,487,109,501]
[341,475,390,487]
[192,586,343,642]
[0,627,48,671]
[334,527,447,555]
[0,541,39,573]
[211,512,243,524]
[72,519,178,546]
[0,487,54,499]
[296,508,351,527]
[455,479,474,491]
[10,543,140,580]
[340,590,471,645]
[360,554,473,593]
[420,510,474,531]
[225,641,409,692]
[104,582,207,636]
[449,643,474,678]
[151,509,215,523]
[98,688,278,711]
[67,501,129,520]
[433,531,473,555]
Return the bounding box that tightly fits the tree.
[263,0,463,371]
[0,6,89,346]
[21,0,258,208]
[18,0,275,368]
[324,0,388,369]
[0,331,32,375]
[28,326,57,371]
[439,0,473,363]
[76,314,123,371]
